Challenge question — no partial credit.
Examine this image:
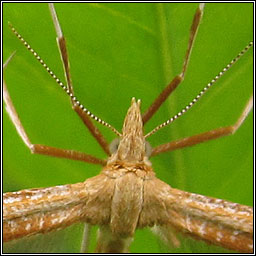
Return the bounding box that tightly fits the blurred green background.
[3,3,253,253]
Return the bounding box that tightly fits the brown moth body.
[81,99,154,252]
[3,3,252,254]
[4,98,252,253]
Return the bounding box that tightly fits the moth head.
[110,98,149,163]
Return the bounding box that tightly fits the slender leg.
[3,56,105,166]
[48,4,110,156]
[151,95,252,156]
[80,224,91,253]
[142,3,205,124]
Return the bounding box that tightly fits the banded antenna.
[145,41,253,138]
[8,23,122,137]
[8,23,252,140]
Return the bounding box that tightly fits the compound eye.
[145,141,152,157]
[109,138,120,154]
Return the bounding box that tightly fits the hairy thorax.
[82,159,175,238]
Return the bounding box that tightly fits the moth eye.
[109,138,120,154]
[145,141,152,157]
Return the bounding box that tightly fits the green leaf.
[3,3,252,253]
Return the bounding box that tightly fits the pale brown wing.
[3,174,115,243]
[140,177,253,253]
[3,182,88,242]
[166,189,253,253]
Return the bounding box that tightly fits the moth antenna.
[8,22,121,137]
[145,41,253,138]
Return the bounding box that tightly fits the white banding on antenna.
[145,41,253,138]
[8,23,121,137]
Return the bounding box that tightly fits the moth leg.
[48,3,110,155]
[3,54,105,166]
[80,224,92,253]
[142,3,205,124]
[151,95,252,156]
